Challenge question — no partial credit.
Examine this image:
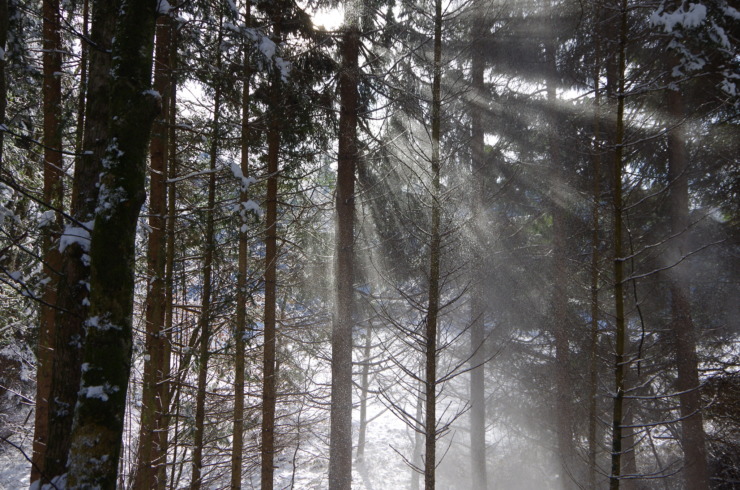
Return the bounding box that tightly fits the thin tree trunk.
[191,17,223,487]
[424,0,442,487]
[587,28,603,488]
[355,323,372,465]
[32,0,64,482]
[0,0,7,167]
[609,1,628,488]
[469,5,487,486]
[137,10,172,489]
[666,85,710,490]
[545,34,574,482]
[261,27,283,490]
[329,3,360,488]
[158,23,179,488]
[232,4,252,489]
[66,0,159,486]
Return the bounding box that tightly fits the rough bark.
[666,86,710,490]
[328,4,360,489]
[66,0,159,487]
[136,10,172,489]
[424,0,442,487]
[31,0,64,482]
[41,0,114,481]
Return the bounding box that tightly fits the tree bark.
[136,10,173,489]
[66,0,159,487]
[545,32,574,483]
[261,26,283,490]
[587,25,603,488]
[232,4,252,489]
[42,0,113,482]
[191,16,223,488]
[666,85,710,490]
[0,0,6,168]
[424,0,442,487]
[32,0,64,482]
[329,3,360,488]
[609,1,628,488]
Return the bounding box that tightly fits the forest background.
[0,0,737,488]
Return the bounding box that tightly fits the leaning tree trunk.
[66,0,159,487]
[329,3,360,489]
[424,0,442,487]
[136,9,173,489]
[666,84,710,490]
[32,0,64,482]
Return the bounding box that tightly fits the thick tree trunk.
[42,0,114,482]
[66,0,159,487]
[232,5,252,489]
[666,86,710,490]
[32,0,64,482]
[424,0,442,487]
[329,4,360,489]
[136,11,172,489]
[609,1,628,488]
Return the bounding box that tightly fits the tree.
[328,0,361,488]
[66,0,159,486]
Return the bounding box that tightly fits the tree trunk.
[136,10,173,489]
[191,17,223,488]
[666,85,710,490]
[32,0,64,482]
[158,23,179,488]
[232,5,252,489]
[545,33,574,483]
[469,4,487,486]
[261,29,282,490]
[0,0,6,167]
[42,0,114,482]
[329,3,360,488]
[587,27,603,488]
[66,0,159,487]
[609,1,628,488]
[424,0,442,487]
[356,323,372,465]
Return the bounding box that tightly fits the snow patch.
[58,221,94,253]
